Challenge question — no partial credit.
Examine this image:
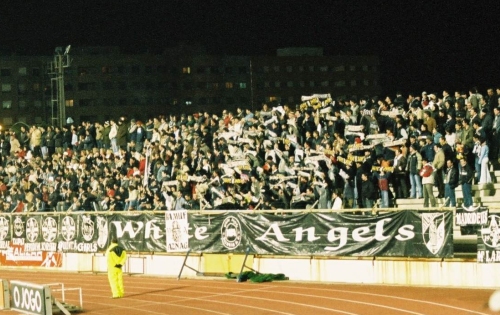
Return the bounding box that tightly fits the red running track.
[0,270,497,315]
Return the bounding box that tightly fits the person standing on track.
[107,238,127,299]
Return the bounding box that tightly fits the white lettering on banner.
[478,250,500,263]
[0,240,8,248]
[111,220,164,240]
[192,226,209,240]
[57,241,97,252]
[395,225,415,241]
[23,242,57,252]
[256,223,290,242]
[352,226,372,242]
[112,221,144,238]
[456,212,488,226]
[165,211,189,252]
[12,238,25,245]
[252,218,417,252]
[292,227,321,242]
[326,228,348,251]
[165,211,187,221]
[6,248,42,261]
[12,284,43,313]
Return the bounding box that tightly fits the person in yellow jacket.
[106,238,127,298]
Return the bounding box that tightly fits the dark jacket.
[458,164,474,185]
[444,166,459,188]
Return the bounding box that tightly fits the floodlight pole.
[49,46,71,128]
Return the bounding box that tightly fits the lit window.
[335,81,346,87]
[320,66,328,72]
[275,81,281,88]
[351,80,357,86]
[363,80,370,86]
[288,96,294,103]
[308,66,314,72]
[34,100,42,107]
[334,65,345,72]
[239,82,247,89]
[263,66,269,73]
[18,67,27,76]
[299,81,305,87]
[362,65,369,71]
[33,83,40,92]
[287,81,293,88]
[268,96,278,102]
[349,65,356,71]
[185,99,192,106]
[2,84,12,92]
[19,100,27,109]
[309,81,315,87]
[321,81,329,87]
[264,82,270,88]
[286,66,293,72]
[212,82,219,89]
[182,67,191,74]
[225,82,233,89]
[2,101,12,109]
[274,66,280,72]
[298,66,304,72]
[66,100,74,107]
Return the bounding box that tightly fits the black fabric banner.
[109,213,166,252]
[0,215,12,250]
[0,210,453,258]
[477,214,500,263]
[188,210,454,258]
[456,206,488,227]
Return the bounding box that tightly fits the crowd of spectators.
[0,86,499,213]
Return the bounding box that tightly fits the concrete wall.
[46,253,500,288]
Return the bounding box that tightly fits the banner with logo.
[0,214,62,267]
[57,213,108,253]
[165,211,189,252]
[188,210,454,258]
[0,210,453,258]
[0,215,12,250]
[477,214,500,263]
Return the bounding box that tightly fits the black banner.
[109,213,167,252]
[188,211,454,258]
[456,206,488,227]
[477,214,500,263]
[0,215,12,250]
[0,210,454,258]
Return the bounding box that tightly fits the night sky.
[2,0,500,95]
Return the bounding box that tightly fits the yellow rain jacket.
[106,241,127,298]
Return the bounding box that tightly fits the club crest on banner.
[0,216,9,240]
[61,216,76,241]
[96,216,108,249]
[221,216,242,250]
[481,215,500,248]
[42,217,58,242]
[13,216,24,237]
[81,215,95,242]
[422,213,445,255]
[26,217,39,243]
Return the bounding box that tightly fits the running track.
[0,270,497,314]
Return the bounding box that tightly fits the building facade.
[0,46,380,127]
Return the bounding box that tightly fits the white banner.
[165,211,189,253]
